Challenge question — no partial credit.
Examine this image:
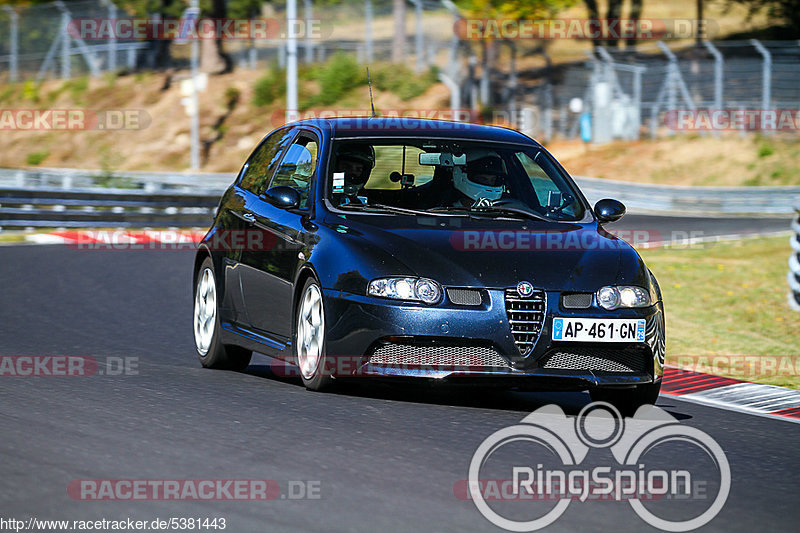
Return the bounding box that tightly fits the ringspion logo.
[464,403,730,531]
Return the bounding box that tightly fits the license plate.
[552,317,645,342]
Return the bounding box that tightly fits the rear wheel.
[589,381,661,417]
[193,257,252,371]
[295,277,334,391]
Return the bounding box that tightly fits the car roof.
[287,117,540,145]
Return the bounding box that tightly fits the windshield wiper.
[429,205,551,223]
[338,203,432,216]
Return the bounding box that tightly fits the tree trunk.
[392,0,406,64]
[584,0,601,50]
[200,0,232,74]
[627,0,643,49]
[605,0,623,48]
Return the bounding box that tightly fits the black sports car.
[192,117,665,413]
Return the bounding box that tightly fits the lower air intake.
[539,347,649,373]
[368,343,509,368]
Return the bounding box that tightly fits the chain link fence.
[2,2,800,143]
[536,40,800,142]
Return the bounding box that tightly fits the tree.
[731,0,800,37]
[585,0,647,49]
[452,0,572,105]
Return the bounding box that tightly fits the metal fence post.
[751,39,771,113]
[2,6,18,82]
[304,0,313,64]
[703,41,723,110]
[190,0,200,170]
[100,0,118,72]
[650,41,696,138]
[286,0,299,122]
[789,200,800,312]
[61,11,71,79]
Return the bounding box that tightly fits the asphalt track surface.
[1,215,798,532]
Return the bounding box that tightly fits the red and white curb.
[662,367,800,423]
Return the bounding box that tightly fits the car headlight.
[597,286,650,310]
[368,277,442,304]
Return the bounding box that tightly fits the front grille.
[562,293,593,309]
[446,288,482,306]
[368,343,509,368]
[505,287,546,356]
[539,347,649,373]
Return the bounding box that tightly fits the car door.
[238,130,320,341]
[224,126,296,328]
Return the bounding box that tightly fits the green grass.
[25,150,50,166]
[640,235,800,388]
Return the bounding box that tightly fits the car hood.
[325,213,644,291]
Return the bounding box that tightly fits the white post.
[438,72,460,114]
[109,2,117,71]
[61,11,71,79]
[2,6,18,82]
[190,0,200,170]
[303,0,313,63]
[286,0,298,122]
[703,41,723,110]
[751,39,771,112]
[365,0,373,64]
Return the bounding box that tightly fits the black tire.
[193,257,252,371]
[294,277,334,391]
[589,381,661,417]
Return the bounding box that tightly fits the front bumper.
[323,288,665,391]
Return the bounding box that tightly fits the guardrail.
[1,168,800,231]
[0,168,232,193]
[789,201,800,312]
[0,186,220,229]
[573,176,800,216]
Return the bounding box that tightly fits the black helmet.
[336,144,375,191]
[338,143,374,168]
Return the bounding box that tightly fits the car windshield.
[326,138,586,221]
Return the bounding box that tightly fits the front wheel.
[295,278,334,391]
[193,257,252,371]
[589,381,661,417]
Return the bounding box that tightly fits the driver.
[334,144,375,202]
[448,153,507,207]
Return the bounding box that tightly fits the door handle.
[242,212,255,224]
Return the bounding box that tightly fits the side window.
[269,135,319,209]
[515,150,582,218]
[516,151,561,206]
[239,128,295,195]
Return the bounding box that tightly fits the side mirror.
[263,186,300,209]
[594,198,626,224]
